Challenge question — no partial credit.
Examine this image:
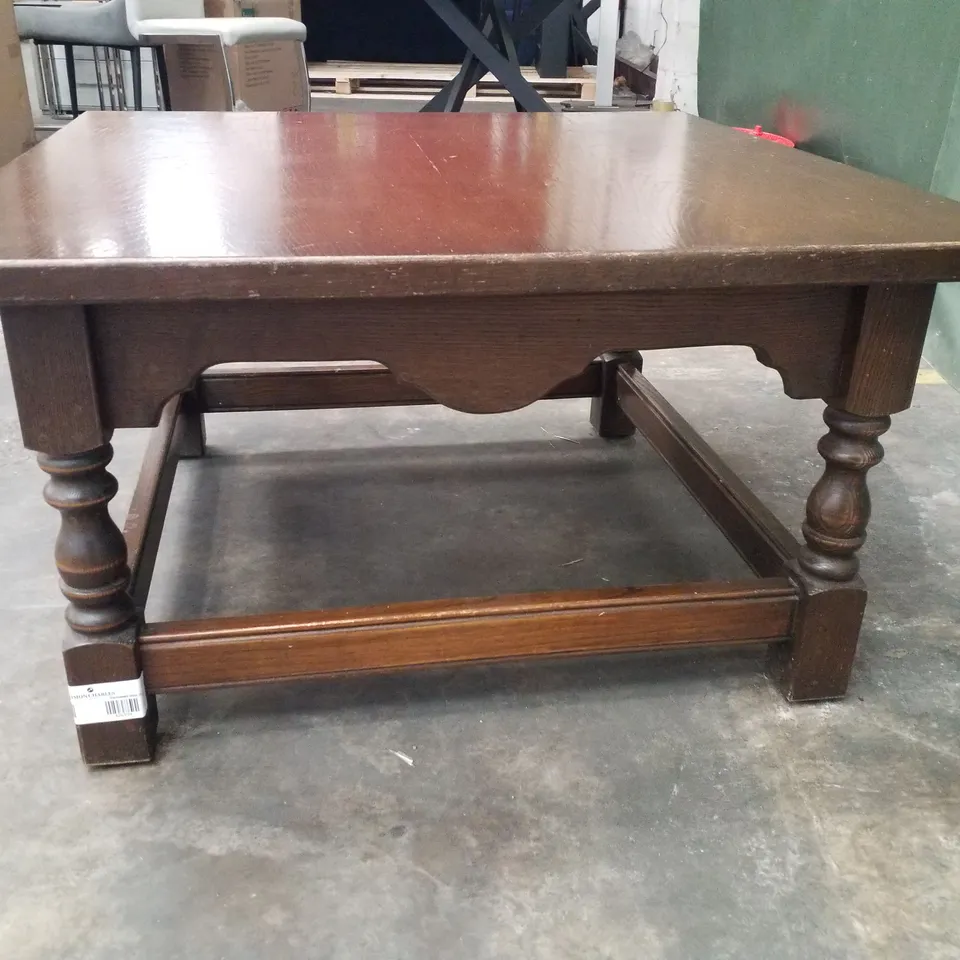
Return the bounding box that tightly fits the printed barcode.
[69,674,147,725]
[104,697,142,718]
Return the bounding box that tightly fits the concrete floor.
[1,344,959,959]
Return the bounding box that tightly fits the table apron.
[86,286,860,431]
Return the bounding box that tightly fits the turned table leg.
[777,406,891,701]
[39,443,156,765]
[798,407,891,582]
[591,352,638,439]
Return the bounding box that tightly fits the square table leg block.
[63,627,157,766]
[773,565,868,702]
[590,352,638,439]
[73,707,157,767]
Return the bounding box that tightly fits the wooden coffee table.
[2,112,959,766]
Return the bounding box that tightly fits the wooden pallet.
[308,61,597,102]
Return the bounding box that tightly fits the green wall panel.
[699,0,960,386]
[926,66,960,388]
[698,0,960,188]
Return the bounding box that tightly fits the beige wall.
[0,0,34,168]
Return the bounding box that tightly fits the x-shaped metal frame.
[420,0,575,113]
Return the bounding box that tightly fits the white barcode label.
[68,674,148,725]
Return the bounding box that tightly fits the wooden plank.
[308,60,595,86]
[307,61,594,100]
[123,395,184,610]
[0,305,105,453]
[311,86,590,101]
[309,61,465,81]
[617,364,801,576]
[140,580,797,691]
[842,283,938,417]
[198,361,602,413]
[200,362,431,410]
[310,91,587,105]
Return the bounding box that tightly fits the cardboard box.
[229,40,305,111]
[164,39,305,112]
[163,42,232,112]
[0,0,35,168]
[203,0,301,21]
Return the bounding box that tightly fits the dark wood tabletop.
[1,111,959,305]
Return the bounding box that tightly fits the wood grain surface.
[140,580,797,691]
[798,407,890,582]
[4,110,956,759]
[1,306,105,453]
[842,284,938,416]
[123,395,185,610]
[617,363,800,577]
[89,286,854,426]
[1,112,959,304]
[198,361,602,412]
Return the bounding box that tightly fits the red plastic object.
[733,125,795,147]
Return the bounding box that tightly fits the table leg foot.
[775,406,890,701]
[179,391,206,459]
[590,352,638,439]
[66,624,158,766]
[39,444,156,766]
[773,568,867,701]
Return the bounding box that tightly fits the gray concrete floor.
[1,343,959,959]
